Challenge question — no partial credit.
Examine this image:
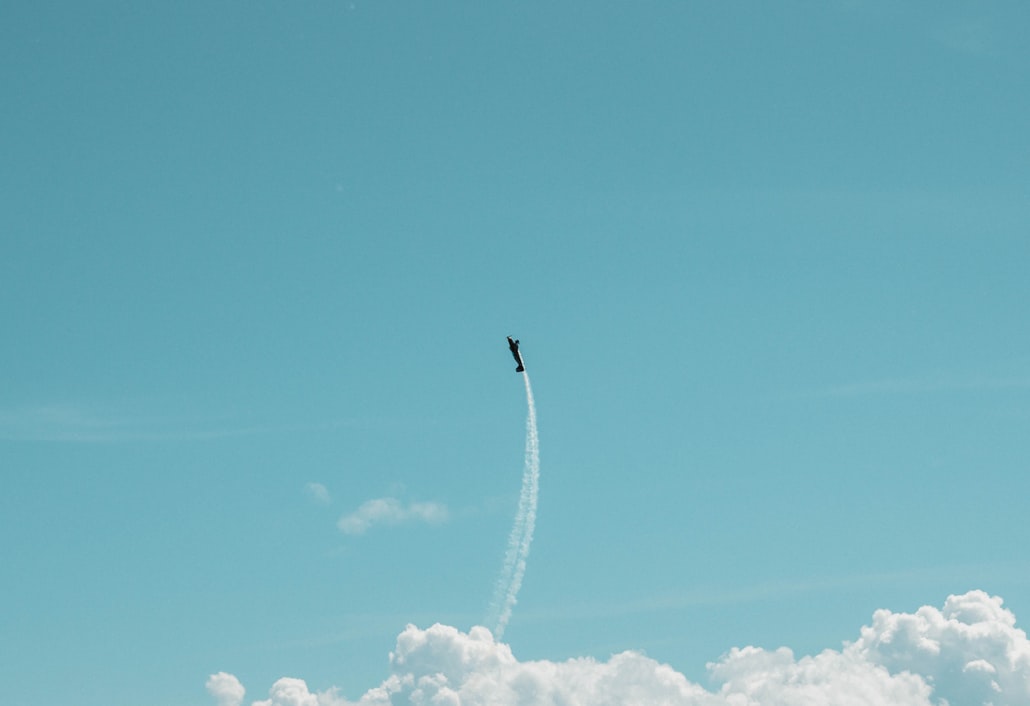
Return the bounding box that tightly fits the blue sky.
[2,2,1029,705]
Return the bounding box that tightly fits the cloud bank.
[212,590,1030,706]
[337,497,449,536]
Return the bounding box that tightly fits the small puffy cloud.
[211,590,1030,706]
[305,482,331,505]
[206,672,245,706]
[337,497,448,536]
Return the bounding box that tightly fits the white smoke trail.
[488,372,540,640]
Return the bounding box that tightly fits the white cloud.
[853,590,1030,705]
[337,497,449,536]
[251,677,347,706]
[305,482,332,505]
[211,590,1030,706]
[206,672,245,706]
[709,645,933,705]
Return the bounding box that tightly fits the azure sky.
[2,2,1029,705]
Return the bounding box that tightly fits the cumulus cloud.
[206,672,245,706]
[337,497,448,536]
[251,677,348,706]
[211,590,1030,706]
[708,645,933,705]
[854,590,1030,705]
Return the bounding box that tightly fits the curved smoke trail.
[488,372,539,640]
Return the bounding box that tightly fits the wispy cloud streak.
[807,375,1030,399]
[305,482,332,505]
[0,403,356,442]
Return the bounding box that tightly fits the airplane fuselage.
[507,336,525,373]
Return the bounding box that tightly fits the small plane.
[507,336,525,373]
